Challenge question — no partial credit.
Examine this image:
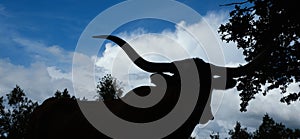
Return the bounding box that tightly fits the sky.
[0,0,299,138]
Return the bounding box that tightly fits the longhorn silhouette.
[27,35,258,139]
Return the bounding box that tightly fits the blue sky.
[0,0,235,66]
[1,0,299,138]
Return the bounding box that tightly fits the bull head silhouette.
[91,35,251,137]
[27,35,259,139]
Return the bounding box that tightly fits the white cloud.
[47,45,64,56]
[192,86,300,138]
[1,36,76,102]
[47,66,72,80]
[0,59,74,102]
[0,4,9,17]
[93,11,246,94]
[1,9,299,139]
[90,11,300,138]
[12,37,73,66]
[72,52,102,100]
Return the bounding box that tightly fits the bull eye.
[213,75,221,78]
[163,72,174,76]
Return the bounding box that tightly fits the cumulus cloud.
[0,59,73,102]
[12,37,73,66]
[0,36,76,102]
[72,52,103,100]
[47,66,72,80]
[1,9,299,139]
[90,11,300,138]
[193,87,300,138]
[93,11,245,94]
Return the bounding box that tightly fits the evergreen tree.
[96,74,123,101]
[223,114,300,139]
[229,122,251,139]
[253,114,296,139]
[0,85,38,139]
[54,88,75,100]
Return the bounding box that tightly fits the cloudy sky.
[0,0,299,138]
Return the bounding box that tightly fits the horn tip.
[92,35,109,39]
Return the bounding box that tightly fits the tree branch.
[219,1,249,7]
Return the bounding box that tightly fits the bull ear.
[211,46,271,90]
[212,75,237,90]
[93,35,177,73]
[211,61,260,90]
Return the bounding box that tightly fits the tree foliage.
[96,74,123,101]
[226,114,300,139]
[253,114,293,138]
[229,122,251,139]
[53,88,76,100]
[219,0,300,111]
[0,74,122,138]
[0,85,38,139]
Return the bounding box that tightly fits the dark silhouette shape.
[96,74,122,101]
[228,122,251,139]
[27,35,258,138]
[26,97,108,139]
[219,0,300,111]
[0,85,38,139]
[226,114,300,139]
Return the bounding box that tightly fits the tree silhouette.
[26,88,107,139]
[225,114,300,139]
[0,85,38,139]
[219,0,300,111]
[253,114,290,138]
[96,74,123,101]
[228,122,251,139]
[53,88,76,100]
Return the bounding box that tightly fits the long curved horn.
[93,35,177,73]
[212,46,272,78]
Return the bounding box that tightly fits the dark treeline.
[1,83,300,139]
[207,114,300,139]
[1,0,299,138]
[0,86,74,139]
[0,75,119,139]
